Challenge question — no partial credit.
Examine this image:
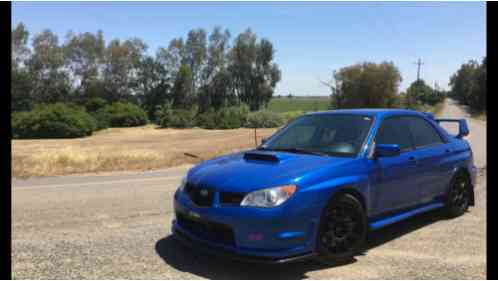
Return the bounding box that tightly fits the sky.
[12,1,486,96]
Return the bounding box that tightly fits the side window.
[406,117,444,148]
[375,118,413,151]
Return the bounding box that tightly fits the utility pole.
[414,58,424,82]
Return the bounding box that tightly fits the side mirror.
[457,121,469,138]
[375,144,401,158]
[261,138,268,144]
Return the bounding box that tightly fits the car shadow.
[155,209,448,279]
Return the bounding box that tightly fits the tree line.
[11,23,281,120]
[11,21,485,139]
[448,57,486,113]
[325,59,485,114]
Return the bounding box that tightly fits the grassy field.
[12,97,447,178]
[13,96,330,178]
[266,96,330,113]
[12,126,276,178]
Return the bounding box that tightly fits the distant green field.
[266,97,330,113]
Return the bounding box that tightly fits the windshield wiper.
[259,147,327,156]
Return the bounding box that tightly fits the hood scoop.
[243,151,280,162]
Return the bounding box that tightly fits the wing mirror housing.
[261,138,268,144]
[457,120,469,138]
[374,144,401,158]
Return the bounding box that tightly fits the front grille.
[176,212,236,246]
[220,192,245,205]
[185,182,214,207]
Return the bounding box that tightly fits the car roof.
[306,108,427,118]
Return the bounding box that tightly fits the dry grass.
[416,102,445,117]
[12,125,276,178]
[471,112,487,121]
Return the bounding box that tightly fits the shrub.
[154,101,173,126]
[197,104,250,129]
[12,103,97,139]
[218,105,249,129]
[160,108,196,128]
[245,110,285,128]
[90,110,111,130]
[196,109,217,129]
[281,111,304,123]
[84,97,107,112]
[97,102,148,127]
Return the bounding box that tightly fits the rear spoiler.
[434,118,469,139]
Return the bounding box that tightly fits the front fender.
[300,174,370,213]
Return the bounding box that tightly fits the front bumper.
[172,221,317,264]
[172,188,320,263]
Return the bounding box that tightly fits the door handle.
[445,148,452,153]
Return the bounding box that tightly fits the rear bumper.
[172,220,317,264]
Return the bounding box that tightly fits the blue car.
[172,109,476,264]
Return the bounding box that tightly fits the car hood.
[187,149,354,193]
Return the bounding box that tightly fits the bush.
[160,109,196,128]
[195,109,217,129]
[197,104,249,129]
[90,110,111,130]
[84,97,108,113]
[245,110,285,128]
[12,103,97,139]
[97,102,148,127]
[281,111,304,122]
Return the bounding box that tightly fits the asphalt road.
[12,100,486,279]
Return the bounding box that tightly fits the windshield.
[262,114,374,157]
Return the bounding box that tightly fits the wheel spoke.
[320,200,365,256]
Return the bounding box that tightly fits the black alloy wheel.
[317,194,367,264]
[445,173,471,217]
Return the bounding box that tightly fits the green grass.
[267,97,330,113]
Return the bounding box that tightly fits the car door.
[370,116,421,216]
[405,116,452,203]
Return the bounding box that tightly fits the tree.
[12,22,31,70]
[404,79,440,107]
[229,29,281,111]
[328,61,402,108]
[136,55,172,120]
[172,64,194,109]
[102,38,147,102]
[12,22,33,111]
[63,30,105,101]
[449,57,486,112]
[197,26,232,112]
[203,26,231,84]
[185,28,207,93]
[27,29,72,105]
[157,37,185,81]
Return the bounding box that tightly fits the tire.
[316,193,367,264]
[445,172,471,218]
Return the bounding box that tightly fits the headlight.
[178,176,187,192]
[241,184,297,208]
